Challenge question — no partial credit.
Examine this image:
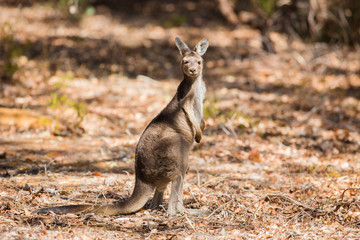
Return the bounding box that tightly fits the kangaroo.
[37,37,209,216]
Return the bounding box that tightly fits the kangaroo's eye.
[184,61,189,64]
[197,61,201,65]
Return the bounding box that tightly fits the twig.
[206,199,234,219]
[258,192,360,216]
[338,8,352,45]
[184,215,197,233]
[253,198,264,218]
[219,123,231,136]
[330,188,360,214]
[196,169,201,186]
[199,174,230,188]
[260,193,317,212]
[296,91,328,126]
[218,0,239,25]
[340,187,360,201]
[44,159,55,175]
[226,115,238,137]
[188,186,201,206]
[161,216,186,225]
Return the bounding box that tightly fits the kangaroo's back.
[36,37,209,216]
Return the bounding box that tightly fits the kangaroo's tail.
[36,178,154,215]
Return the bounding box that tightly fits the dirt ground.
[1,1,360,239]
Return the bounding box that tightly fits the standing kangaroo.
[37,37,209,216]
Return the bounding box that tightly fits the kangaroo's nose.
[189,68,196,73]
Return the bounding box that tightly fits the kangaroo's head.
[175,37,209,78]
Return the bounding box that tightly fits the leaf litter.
[0,2,360,239]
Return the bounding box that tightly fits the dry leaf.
[92,171,104,177]
[248,149,262,162]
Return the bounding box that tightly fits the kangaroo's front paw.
[195,132,202,143]
[200,119,205,131]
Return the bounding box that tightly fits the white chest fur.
[193,75,206,125]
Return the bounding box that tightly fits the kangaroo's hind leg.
[167,174,186,215]
[150,186,166,210]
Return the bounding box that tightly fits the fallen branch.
[219,123,232,136]
[340,187,360,201]
[259,191,360,216]
[206,199,234,219]
[185,215,197,233]
[260,193,317,212]
[331,187,360,212]
[295,91,328,126]
[217,0,238,25]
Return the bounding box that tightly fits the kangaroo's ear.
[175,37,191,56]
[194,38,209,56]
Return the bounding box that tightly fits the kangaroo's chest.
[193,79,206,125]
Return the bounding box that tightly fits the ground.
[0,2,360,239]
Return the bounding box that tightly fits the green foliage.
[164,14,187,28]
[205,97,246,122]
[50,91,88,128]
[258,0,279,16]
[68,36,85,42]
[49,72,87,134]
[54,0,95,19]
[204,97,257,135]
[85,6,96,16]
[50,92,87,120]
[0,22,31,81]
[311,165,342,178]
[203,97,220,118]
[50,92,68,109]
[57,0,69,9]
[326,169,341,179]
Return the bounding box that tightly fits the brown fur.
[37,37,209,216]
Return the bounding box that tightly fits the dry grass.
[1,2,360,239]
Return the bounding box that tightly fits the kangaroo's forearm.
[200,119,205,131]
[182,106,202,143]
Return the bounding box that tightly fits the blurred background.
[1,0,360,168]
[1,0,359,83]
[1,1,360,238]
[1,0,360,162]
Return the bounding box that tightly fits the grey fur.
[37,37,209,216]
